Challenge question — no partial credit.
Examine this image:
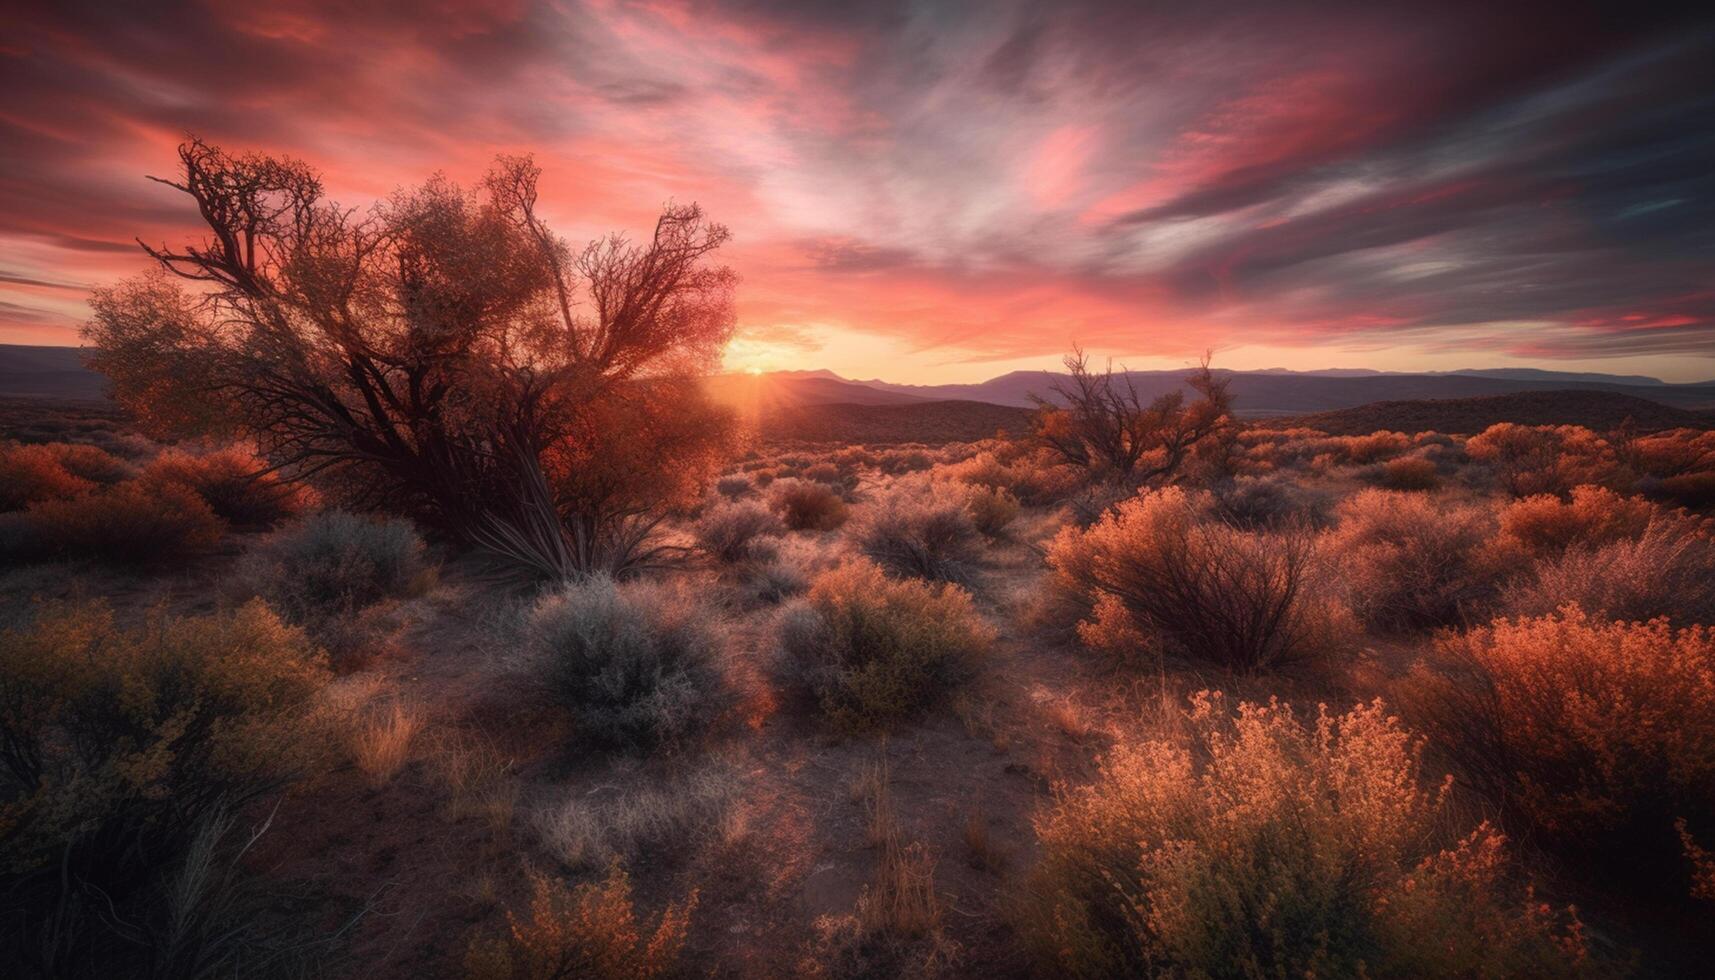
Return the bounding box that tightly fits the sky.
[3,1,1714,383]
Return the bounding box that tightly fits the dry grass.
[534,764,742,871]
[349,699,423,786]
[465,865,696,980]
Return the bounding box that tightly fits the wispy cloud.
[2,1,1711,377]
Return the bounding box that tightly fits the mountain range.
[8,344,1715,417]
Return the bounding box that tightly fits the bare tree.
[87,138,736,577]
[1033,348,1233,484]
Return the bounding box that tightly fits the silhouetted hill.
[1268,390,1715,435]
[754,400,1033,445]
[703,372,929,409]
[859,369,1715,414]
[0,344,106,400]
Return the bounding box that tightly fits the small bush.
[1495,484,1662,560]
[693,500,785,564]
[1023,692,1588,979]
[715,474,752,498]
[523,576,724,748]
[964,485,1019,537]
[853,486,983,583]
[1047,487,1350,672]
[1377,454,1439,490]
[1401,609,1715,890]
[1212,473,1333,529]
[24,478,224,563]
[1329,489,1501,632]
[769,478,850,531]
[239,510,432,623]
[778,560,994,730]
[1500,522,1715,625]
[465,866,695,980]
[0,443,96,510]
[143,445,309,526]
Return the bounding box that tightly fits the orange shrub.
[1047,487,1351,672]
[964,484,1019,537]
[1495,484,1661,559]
[1342,429,1412,464]
[1500,523,1715,625]
[1024,693,1587,978]
[1466,424,1620,497]
[1376,454,1439,490]
[768,478,849,531]
[45,443,131,484]
[1329,489,1502,631]
[0,443,95,511]
[1402,609,1715,890]
[142,445,310,526]
[23,479,223,563]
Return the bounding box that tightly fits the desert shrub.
[947,448,1082,505]
[1495,484,1663,560]
[1401,609,1715,890]
[715,474,752,498]
[1651,470,1715,510]
[0,601,332,977]
[23,478,224,563]
[1211,473,1334,529]
[693,499,785,564]
[1341,429,1413,464]
[523,576,724,748]
[1047,486,1350,672]
[802,461,847,487]
[778,560,994,730]
[1376,454,1439,490]
[1500,521,1715,625]
[45,442,131,484]
[769,478,850,531]
[239,510,433,624]
[1023,692,1588,979]
[964,485,1019,537]
[876,449,934,475]
[142,445,309,526]
[465,865,695,980]
[853,485,983,583]
[1467,423,1620,497]
[1329,489,1502,632]
[0,442,96,510]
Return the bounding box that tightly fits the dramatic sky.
[3,1,1714,382]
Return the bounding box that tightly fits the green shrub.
[1024,693,1589,978]
[778,560,993,730]
[0,601,332,976]
[523,576,724,748]
[239,510,433,623]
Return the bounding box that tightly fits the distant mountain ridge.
[8,344,1715,416]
